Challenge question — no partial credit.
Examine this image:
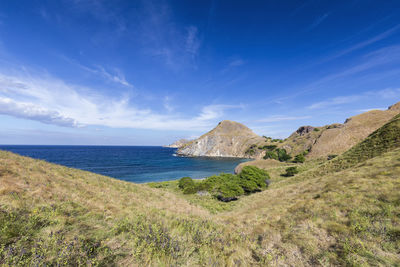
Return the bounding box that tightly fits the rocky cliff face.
[164,139,191,148]
[177,120,264,158]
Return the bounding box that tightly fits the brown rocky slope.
[177,120,265,158]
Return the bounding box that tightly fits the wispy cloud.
[257,115,311,123]
[358,107,385,112]
[0,69,240,131]
[308,88,400,110]
[308,95,361,109]
[196,104,243,121]
[229,59,244,67]
[92,65,132,87]
[185,26,200,58]
[283,45,400,101]
[304,13,329,32]
[60,55,133,87]
[139,2,201,69]
[328,24,400,60]
[163,96,174,112]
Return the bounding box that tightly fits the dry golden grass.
[1,112,400,266]
[234,159,285,173]
[308,108,399,158]
[220,148,400,265]
[268,102,400,160]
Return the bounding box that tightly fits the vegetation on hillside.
[263,147,292,162]
[282,166,299,177]
[178,166,270,202]
[308,111,400,176]
[0,110,399,266]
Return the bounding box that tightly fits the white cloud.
[0,70,240,131]
[163,96,174,112]
[63,57,133,87]
[308,88,400,110]
[257,115,311,123]
[196,104,243,121]
[0,97,79,127]
[358,108,385,112]
[308,95,361,109]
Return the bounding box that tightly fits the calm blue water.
[0,145,249,183]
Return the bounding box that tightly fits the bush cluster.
[283,166,299,177]
[178,177,198,194]
[245,144,257,156]
[293,153,305,163]
[263,148,292,162]
[177,166,270,202]
[262,136,283,143]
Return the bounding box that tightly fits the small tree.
[264,150,278,160]
[283,166,299,177]
[293,153,305,163]
[178,177,194,189]
[277,148,291,162]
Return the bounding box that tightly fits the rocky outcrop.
[177,120,264,158]
[164,139,191,148]
[296,126,315,136]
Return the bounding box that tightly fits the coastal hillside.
[177,120,264,158]
[237,102,400,172]
[1,112,399,265]
[278,102,400,159]
[175,101,400,161]
[164,138,191,148]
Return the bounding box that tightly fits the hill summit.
[177,120,264,158]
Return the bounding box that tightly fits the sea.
[0,145,249,183]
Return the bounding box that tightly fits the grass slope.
[0,114,399,266]
[0,151,247,266]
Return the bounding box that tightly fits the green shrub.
[245,144,258,155]
[239,166,270,190]
[314,128,320,132]
[259,145,277,151]
[277,148,292,162]
[215,180,244,202]
[293,153,305,163]
[283,166,299,177]
[264,151,278,160]
[179,167,271,202]
[178,177,194,189]
[183,185,198,194]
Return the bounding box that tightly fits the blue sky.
[0,0,400,145]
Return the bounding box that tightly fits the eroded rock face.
[177,120,264,158]
[296,126,315,136]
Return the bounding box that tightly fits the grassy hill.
[1,114,399,266]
